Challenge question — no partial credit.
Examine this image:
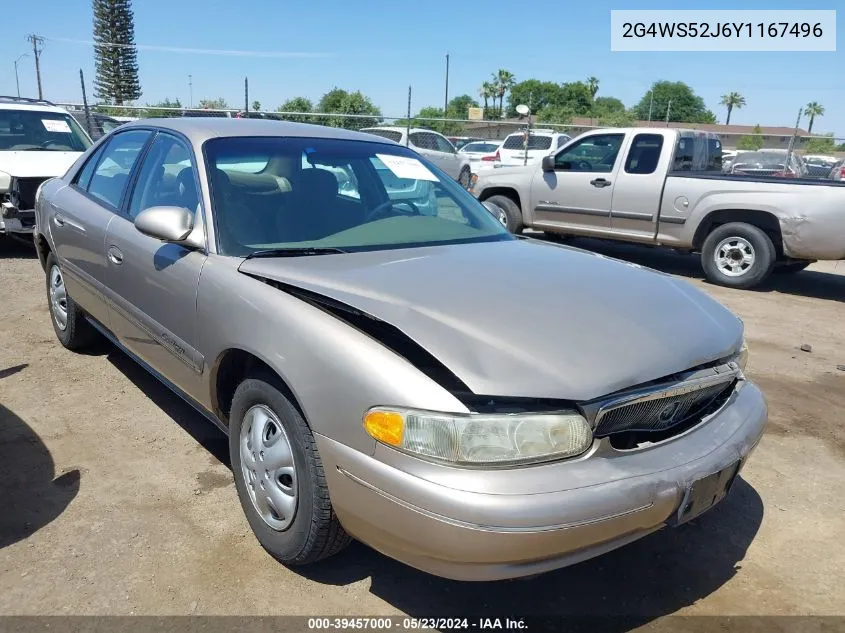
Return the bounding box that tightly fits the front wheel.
[701,222,776,289]
[229,374,351,565]
[484,194,524,234]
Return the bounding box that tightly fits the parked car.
[498,128,571,166]
[471,128,845,289]
[448,136,485,151]
[181,108,232,118]
[34,118,765,581]
[361,126,472,186]
[828,158,845,181]
[458,140,502,173]
[730,149,808,178]
[68,109,124,140]
[802,154,838,179]
[0,96,92,238]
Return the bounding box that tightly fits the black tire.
[44,252,98,351]
[458,166,471,188]
[486,194,523,234]
[229,374,351,566]
[774,261,811,275]
[701,222,776,289]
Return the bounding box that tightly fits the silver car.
[34,119,767,581]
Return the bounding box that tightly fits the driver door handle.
[53,214,65,227]
[590,178,612,188]
[107,246,124,265]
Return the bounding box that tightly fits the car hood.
[0,151,81,178]
[239,239,743,401]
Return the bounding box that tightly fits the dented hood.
[239,239,743,401]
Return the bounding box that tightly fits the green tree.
[536,104,575,125]
[803,133,836,154]
[719,92,746,125]
[737,124,764,150]
[492,69,516,118]
[198,97,228,110]
[558,81,593,116]
[592,96,626,115]
[597,109,636,127]
[587,76,600,100]
[252,100,261,112]
[317,88,381,130]
[507,80,564,117]
[478,81,496,117]
[275,97,314,123]
[634,81,714,123]
[446,94,479,119]
[804,102,825,134]
[144,97,181,118]
[93,0,142,105]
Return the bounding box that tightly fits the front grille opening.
[607,381,736,451]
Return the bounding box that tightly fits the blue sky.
[1,0,842,135]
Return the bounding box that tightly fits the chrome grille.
[590,363,740,438]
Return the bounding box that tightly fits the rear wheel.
[485,194,523,234]
[701,222,776,289]
[45,252,98,350]
[229,374,351,565]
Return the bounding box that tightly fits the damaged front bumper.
[1,173,45,236]
[0,201,36,236]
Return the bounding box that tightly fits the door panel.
[610,133,668,242]
[105,132,207,399]
[529,133,626,233]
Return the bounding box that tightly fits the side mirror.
[134,206,194,243]
[541,155,556,172]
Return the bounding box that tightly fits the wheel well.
[212,349,306,427]
[35,233,51,270]
[693,209,784,256]
[478,187,522,210]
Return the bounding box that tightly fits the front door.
[105,131,207,400]
[529,132,625,234]
[50,129,152,327]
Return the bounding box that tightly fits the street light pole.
[14,54,28,97]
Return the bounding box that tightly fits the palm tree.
[719,92,746,125]
[587,76,599,101]
[493,69,515,118]
[479,81,495,116]
[804,102,825,133]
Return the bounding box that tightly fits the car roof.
[0,101,70,114]
[361,126,448,135]
[119,118,395,146]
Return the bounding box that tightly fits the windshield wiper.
[244,247,349,259]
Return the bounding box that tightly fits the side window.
[74,145,106,189]
[556,135,570,148]
[554,134,624,172]
[408,132,427,150]
[433,134,456,154]
[128,133,199,220]
[86,130,151,209]
[624,134,664,175]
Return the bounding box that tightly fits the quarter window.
[85,130,151,209]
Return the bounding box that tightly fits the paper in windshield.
[376,154,439,182]
[41,119,72,134]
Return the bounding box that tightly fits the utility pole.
[14,54,28,98]
[647,91,654,122]
[406,85,412,147]
[80,69,93,139]
[443,53,450,116]
[665,99,672,125]
[188,75,193,108]
[244,77,249,119]
[785,107,802,166]
[26,35,44,99]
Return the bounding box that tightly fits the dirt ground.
[0,236,843,623]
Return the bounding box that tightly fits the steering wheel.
[576,160,593,171]
[366,200,421,222]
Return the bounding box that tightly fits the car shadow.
[0,237,38,259]
[542,236,845,304]
[0,404,80,549]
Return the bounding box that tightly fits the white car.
[498,128,571,167]
[459,140,503,173]
[360,126,472,187]
[0,96,92,237]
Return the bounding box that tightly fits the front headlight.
[736,338,749,372]
[363,407,593,466]
[0,171,10,194]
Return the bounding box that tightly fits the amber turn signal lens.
[363,410,404,446]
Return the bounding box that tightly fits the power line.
[26,34,44,99]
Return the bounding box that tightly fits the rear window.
[463,142,499,153]
[671,135,722,172]
[502,134,553,150]
[363,129,403,143]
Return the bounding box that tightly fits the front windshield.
[204,136,513,256]
[0,109,92,151]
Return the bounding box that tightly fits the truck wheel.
[774,261,811,275]
[486,195,523,233]
[44,252,98,351]
[229,373,351,566]
[701,223,776,289]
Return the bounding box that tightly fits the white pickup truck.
[470,127,845,288]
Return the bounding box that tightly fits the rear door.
[529,132,626,233]
[430,132,461,179]
[48,129,152,327]
[409,132,448,173]
[105,131,207,400]
[609,132,670,242]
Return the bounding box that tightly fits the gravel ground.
[0,236,843,622]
